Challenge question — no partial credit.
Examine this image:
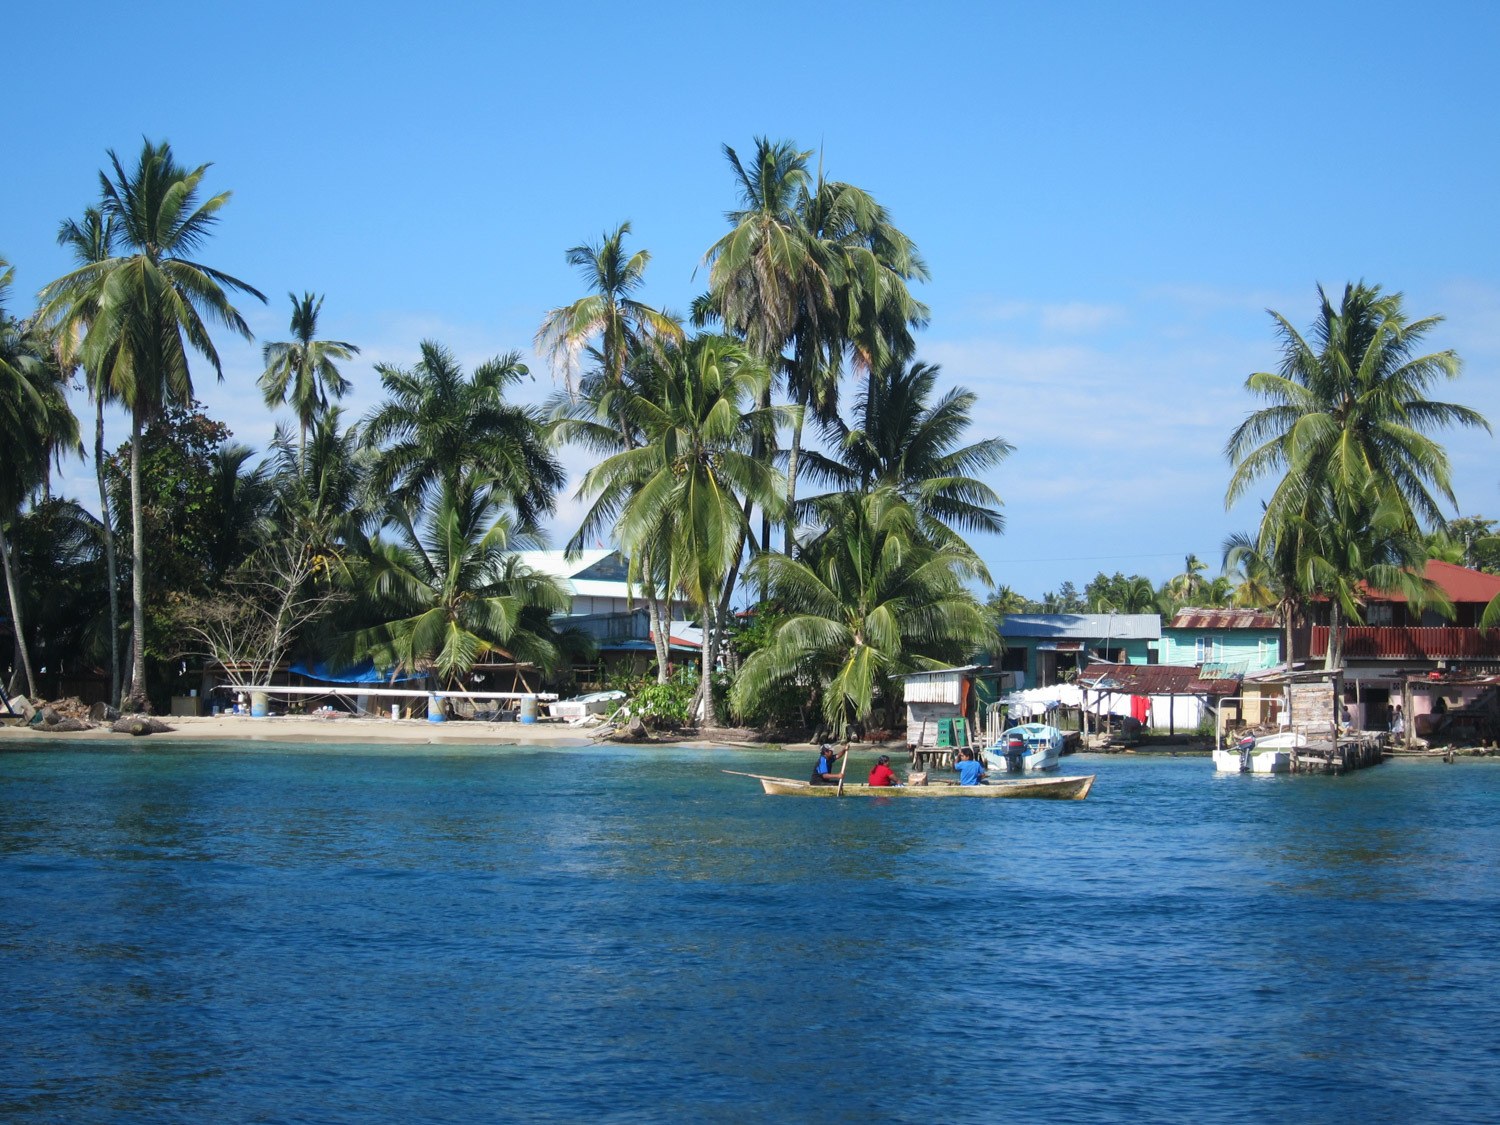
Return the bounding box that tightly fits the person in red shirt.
[868,754,900,787]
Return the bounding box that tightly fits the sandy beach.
[0,713,813,751]
[0,714,610,748]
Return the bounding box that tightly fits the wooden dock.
[1289,733,1386,775]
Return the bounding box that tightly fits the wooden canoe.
[723,771,1095,800]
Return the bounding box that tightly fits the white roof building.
[516,550,691,620]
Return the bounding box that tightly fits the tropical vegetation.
[3,141,1491,739]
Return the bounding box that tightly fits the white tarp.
[1000,683,1206,728]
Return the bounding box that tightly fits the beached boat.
[545,690,626,722]
[982,723,1063,772]
[1211,731,1300,774]
[725,771,1095,800]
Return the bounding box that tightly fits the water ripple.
[0,747,1496,1122]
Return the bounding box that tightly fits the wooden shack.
[892,666,979,749]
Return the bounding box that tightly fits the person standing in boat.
[810,742,846,785]
[954,747,987,786]
[867,754,900,787]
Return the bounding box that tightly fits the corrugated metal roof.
[891,666,982,679]
[1167,608,1277,630]
[998,614,1161,640]
[1075,662,1240,695]
[1363,560,1500,605]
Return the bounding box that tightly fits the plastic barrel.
[250,691,270,718]
[519,695,538,724]
[428,693,445,723]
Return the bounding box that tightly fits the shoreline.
[0,714,813,751]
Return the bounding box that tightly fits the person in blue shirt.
[809,742,847,785]
[954,747,987,786]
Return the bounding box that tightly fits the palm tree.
[259,292,359,468]
[55,207,123,702]
[1225,283,1485,671]
[535,222,682,401]
[1167,553,1208,605]
[1226,282,1489,532]
[1294,485,1445,669]
[267,407,368,585]
[204,443,274,582]
[802,360,1011,547]
[732,486,991,735]
[701,139,828,555]
[702,141,930,555]
[350,478,571,685]
[568,335,789,725]
[363,341,563,531]
[538,225,684,676]
[1,258,81,697]
[38,140,264,709]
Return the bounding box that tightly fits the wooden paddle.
[836,741,850,796]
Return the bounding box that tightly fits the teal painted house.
[1159,608,1281,672]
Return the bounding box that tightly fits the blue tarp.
[289,659,425,684]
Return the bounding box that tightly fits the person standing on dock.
[810,743,846,785]
[1390,705,1404,737]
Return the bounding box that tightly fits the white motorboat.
[983,723,1063,772]
[1212,731,1302,774]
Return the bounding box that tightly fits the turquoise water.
[1,745,1497,1123]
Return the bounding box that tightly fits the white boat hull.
[983,724,1063,772]
[1212,747,1292,774]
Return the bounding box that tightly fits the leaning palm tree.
[350,478,570,685]
[38,140,265,708]
[535,222,682,402]
[1,258,82,697]
[259,292,359,468]
[568,335,790,724]
[732,486,992,735]
[55,207,123,702]
[363,341,563,532]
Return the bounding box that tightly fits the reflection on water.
[0,745,1496,1122]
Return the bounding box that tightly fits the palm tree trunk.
[125,408,148,711]
[1324,599,1343,671]
[784,412,803,557]
[698,600,717,728]
[95,397,121,707]
[0,525,38,699]
[639,545,671,685]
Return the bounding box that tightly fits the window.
[1195,636,1223,662]
[1367,603,1394,626]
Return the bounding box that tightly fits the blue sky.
[5,1,1499,599]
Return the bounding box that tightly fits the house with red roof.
[1300,560,1500,729]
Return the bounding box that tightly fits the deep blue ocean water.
[1,744,1497,1124]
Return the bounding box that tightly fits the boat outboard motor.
[1235,732,1257,773]
[1005,735,1026,772]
